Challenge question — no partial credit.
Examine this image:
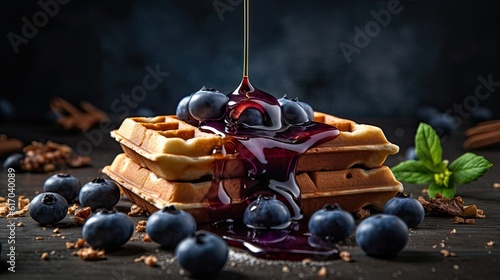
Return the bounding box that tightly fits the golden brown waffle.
[111,113,399,181]
[102,154,402,223]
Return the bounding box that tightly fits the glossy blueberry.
[29,192,68,225]
[278,96,309,125]
[243,195,291,230]
[146,205,196,248]
[239,108,264,126]
[3,153,24,170]
[82,209,134,250]
[298,101,315,122]
[356,214,408,258]
[43,173,81,203]
[188,87,228,122]
[405,146,418,161]
[79,177,120,211]
[176,95,198,126]
[175,230,228,276]
[308,204,355,241]
[384,192,425,228]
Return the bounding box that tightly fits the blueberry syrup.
[197,0,340,260]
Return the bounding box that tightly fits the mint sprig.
[392,123,493,198]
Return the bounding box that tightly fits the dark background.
[1,0,499,124]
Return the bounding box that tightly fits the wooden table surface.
[1,118,499,280]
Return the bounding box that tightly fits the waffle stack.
[102,113,402,223]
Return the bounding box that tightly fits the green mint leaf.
[448,152,493,184]
[427,182,444,199]
[415,123,444,173]
[440,183,456,199]
[392,160,435,184]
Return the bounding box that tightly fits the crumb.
[73,247,106,261]
[340,251,352,262]
[453,264,460,270]
[493,183,500,189]
[36,236,43,240]
[317,266,328,278]
[0,203,8,217]
[230,261,237,267]
[128,204,144,216]
[421,188,428,194]
[142,234,151,242]
[74,207,92,225]
[41,252,49,260]
[53,228,60,234]
[0,196,5,203]
[18,195,30,210]
[450,229,456,234]
[134,255,146,262]
[144,255,158,267]
[441,250,457,257]
[356,208,371,219]
[486,241,495,247]
[432,244,438,249]
[136,220,147,232]
[66,238,86,249]
[465,218,476,224]
[301,258,312,265]
[68,204,79,214]
[282,266,290,273]
[17,222,24,227]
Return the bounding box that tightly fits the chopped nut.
[36,236,43,240]
[74,207,92,225]
[317,266,328,278]
[440,249,457,257]
[450,229,456,234]
[128,204,144,216]
[136,220,147,232]
[493,183,500,189]
[356,208,371,219]
[0,196,5,203]
[18,196,30,210]
[487,241,495,247]
[73,247,106,261]
[142,234,151,242]
[66,242,75,249]
[20,140,91,172]
[134,255,146,262]
[144,255,158,267]
[230,261,237,267]
[67,238,86,249]
[465,219,476,224]
[17,222,24,227]
[53,228,60,234]
[419,195,485,219]
[41,252,50,260]
[340,251,352,262]
[68,204,79,215]
[282,266,290,273]
[301,258,313,265]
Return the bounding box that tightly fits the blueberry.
[79,177,120,211]
[428,113,456,137]
[3,153,24,170]
[82,208,134,250]
[43,173,81,203]
[308,204,355,241]
[29,192,68,225]
[188,87,228,122]
[298,101,315,122]
[405,146,418,161]
[243,195,291,230]
[278,96,309,125]
[175,230,228,276]
[146,205,196,248]
[176,95,198,126]
[239,108,264,126]
[471,106,494,124]
[383,192,425,228]
[355,214,408,258]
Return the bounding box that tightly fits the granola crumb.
[136,220,147,232]
[317,266,328,278]
[36,236,43,240]
[73,247,106,261]
[128,204,144,216]
[67,238,86,249]
[17,222,24,227]
[142,234,151,242]
[144,255,158,267]
[68,204,79,214]
[53,228,60,234]
[41,252,50,260]
[340,250,352,262]
[486,241,495,247]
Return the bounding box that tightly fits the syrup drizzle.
[198,0,340,260]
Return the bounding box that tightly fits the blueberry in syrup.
[146,205,196,248]
[238,108,264,126]
[308,204,355,242]
[278,96,310,125]
[175,230,228,276]
[43,173,81,203]
[355,214,409,258]
[243,194,291,230]
[79,177,120,211]
[298,100,315,121]
[188,87,229,122]
[82,208,134,250]
[176,95,198,126]
[3,153,24,170]
[383,192,425,228]
[29,192,68,225]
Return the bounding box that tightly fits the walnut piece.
[418,194,485,218]
[74,207,92,225]
[72,248,106,261]
[135,220,147,232]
